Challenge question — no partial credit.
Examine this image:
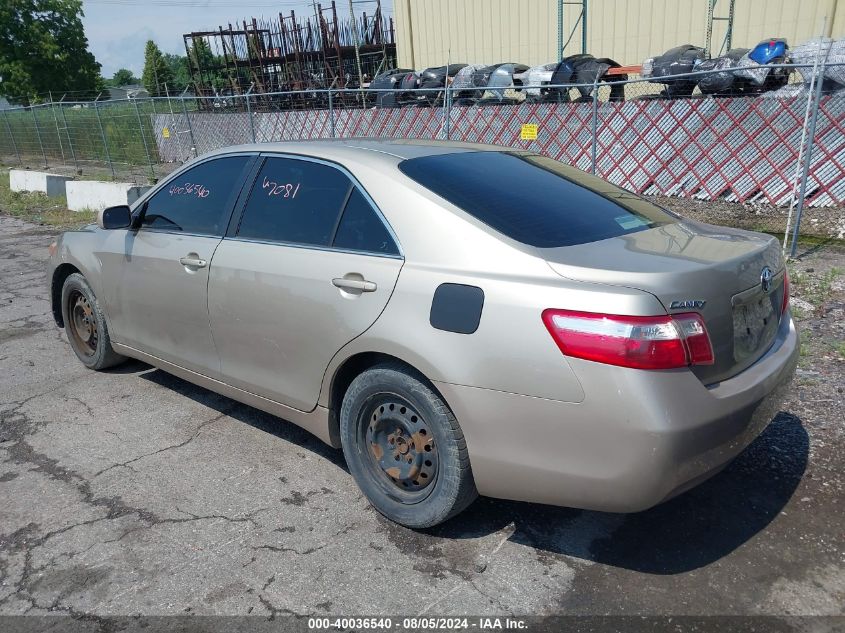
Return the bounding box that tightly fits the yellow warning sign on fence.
[162,127,170,139]
[520,123,538,140]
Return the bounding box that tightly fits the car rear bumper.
[435,312,799,512]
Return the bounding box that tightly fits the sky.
[81,0,393,78]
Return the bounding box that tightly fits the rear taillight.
[541,309,714,370]
[782,270,789,315]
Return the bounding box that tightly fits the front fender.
[47,226,110,329]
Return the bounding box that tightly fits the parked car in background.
[48,139,798,528]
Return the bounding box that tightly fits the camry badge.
[760,267,773,293]
[669,299,706,310]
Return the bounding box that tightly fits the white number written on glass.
[168,182,210,198]
[262,177,300,198]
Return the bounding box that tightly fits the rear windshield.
[398,151,676,248]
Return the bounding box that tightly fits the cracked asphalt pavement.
[0,215,843,618]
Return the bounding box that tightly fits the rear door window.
[398,151,677,248]
[333,189,399,255]
[237,157,352,247]
[141,156,251,236]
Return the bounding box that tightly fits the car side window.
[237,157,352,247]
[333,188,399,255]
[140,156,251,236]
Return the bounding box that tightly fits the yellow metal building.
[394,0,845,69]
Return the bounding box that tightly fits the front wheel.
[61,273,125,370]
[340,364,478,528]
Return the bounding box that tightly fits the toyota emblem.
[760,266,773,293]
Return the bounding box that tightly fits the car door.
[207,154,404,411]
[100,154,255,377]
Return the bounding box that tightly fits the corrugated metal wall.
[395,0,844,69]
[394,0,557,69]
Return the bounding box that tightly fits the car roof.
[203,138,511,167]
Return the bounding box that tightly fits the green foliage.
[0,0,104,105]
[0,98,196,175]
[189,38,215,75]
[110,68,138,87]
[186,37,232,93]
[162,53,190,93]
[141,40,175,96]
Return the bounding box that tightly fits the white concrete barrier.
[65,181,151,212]
[9,170,73,197]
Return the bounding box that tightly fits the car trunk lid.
[541,221,786,384]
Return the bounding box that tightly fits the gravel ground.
[0,214,843,626]
[651,195,845,240]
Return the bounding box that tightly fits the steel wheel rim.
[361,395,438,502]
[67,290,97,358]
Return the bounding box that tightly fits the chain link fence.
[1,63,844,251]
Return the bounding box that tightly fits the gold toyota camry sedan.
[48,139,798,528]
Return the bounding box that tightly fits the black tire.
[60,273,125,370]
[340,363,478,528]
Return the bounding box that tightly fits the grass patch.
[790,304,807,320]
[0,176,94,229]
[786,261,842,317]
[794,266,842,309]
[798,328,813,369]
[812,267,842,305]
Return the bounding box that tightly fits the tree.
[110,68,138,87]
[187,38,228,93]
[162,53,190,93]
[141,40,174,96]
[0,0,104,105]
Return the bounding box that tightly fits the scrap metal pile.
[184,3,845,112]
[184,0,396,109]
[366,35,845,109]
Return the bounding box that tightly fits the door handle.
[332,278,377,292]
[179,256,207,268]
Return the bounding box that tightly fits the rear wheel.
[61,273,125,370]
[340,363,477,528]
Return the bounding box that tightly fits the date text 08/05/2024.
[307,617,528,630]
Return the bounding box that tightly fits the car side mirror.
[97,205,132,230]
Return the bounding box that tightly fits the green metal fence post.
[3,110,22,165]
[94,95,115,179]
[133,98,156,182]
[30,106,48,168]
